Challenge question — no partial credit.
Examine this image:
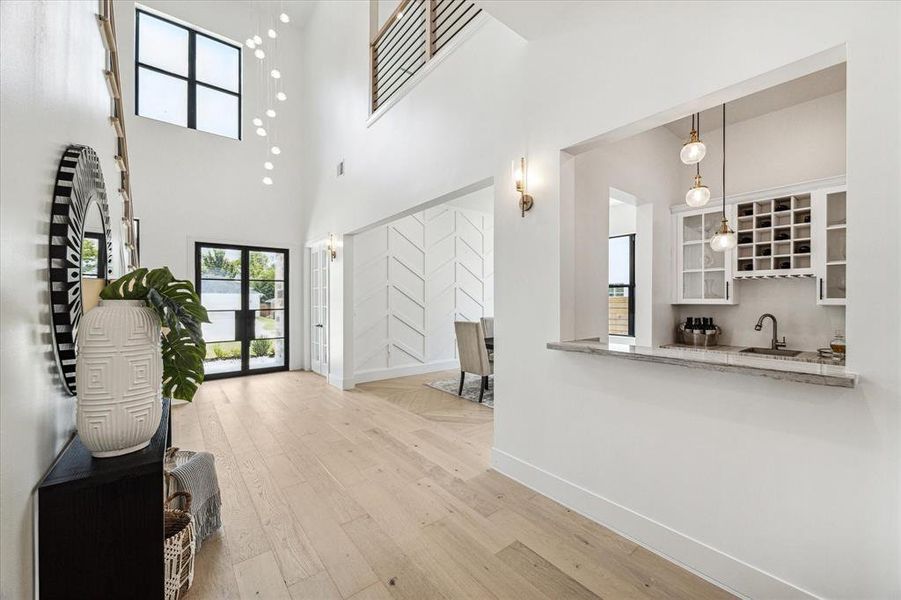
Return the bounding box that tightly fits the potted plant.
[75,267,209,457]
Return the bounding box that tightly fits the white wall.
[608,202,636,237]
[377,0,401,28]
[353,197,494,383]
[297,2,900,598]
[0,2,122,597]
[574,126,682,345]
[580,88,848,351]
[114,0,306,369]
[678,91,846,199]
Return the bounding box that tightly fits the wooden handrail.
[370,0,480,113]
[371,0,413,46]
[98,0,139,269]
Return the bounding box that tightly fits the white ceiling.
[664,63,846,138]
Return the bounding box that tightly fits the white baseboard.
[327,373,355,390]
[490,448,819,600]
[353,360,460,385]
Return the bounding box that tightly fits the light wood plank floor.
[173,370,735,600]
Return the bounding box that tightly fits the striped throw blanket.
[166,449,222,551]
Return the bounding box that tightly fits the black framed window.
[608,234,635,337]
[81,232,106,279]
[135,9,242,139]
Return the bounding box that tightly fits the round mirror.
[49,145,113,395]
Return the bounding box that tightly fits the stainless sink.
[739,347,802,357]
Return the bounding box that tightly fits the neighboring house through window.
[135,8,241,139]
[608,234,635,337]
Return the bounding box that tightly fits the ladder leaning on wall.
[97,0,140,272]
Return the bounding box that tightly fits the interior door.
[310,243,329,376]
[196,243,289,379]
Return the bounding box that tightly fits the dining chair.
[454,321,493,403]
[480,316,494,339]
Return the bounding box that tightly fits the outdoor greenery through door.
[196,242,289,378]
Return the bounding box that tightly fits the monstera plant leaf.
[101,267,210,401]
[161,330,206,402]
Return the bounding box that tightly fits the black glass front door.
[195,242,289,378]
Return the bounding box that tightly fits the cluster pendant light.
[710,103,737,252]
[686,164,710,207]
[680,113,706,165]
[248,6,290,187]
[684,113,710,207]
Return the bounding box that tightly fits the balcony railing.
[370,0,482,113]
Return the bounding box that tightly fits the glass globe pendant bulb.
[279,13,290,23]
[710,218,737,252]
[254,48,265,59]
[256,127,267,136]
[252,117,263,127]
[685,174,710,207]
[270,145,281,155]
[253,34,263,45]
[268,29,277,39]
[270,69,281,79]
[276,92,287,102]
[245,38,256,49]
[266,109,276,118]
[680,130,707,165]
[262,176,273,185]
[264,161,274,170]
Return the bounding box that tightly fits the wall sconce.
[327,234,337,261]
[513,157,534,217]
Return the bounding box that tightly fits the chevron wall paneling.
[353,205,493,382]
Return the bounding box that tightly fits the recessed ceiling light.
[264,161,274,170]
[256,127,267,136]
[270,146,281,155]
[262,176,273,185]
[267,29,277,39]
[270,69,281,79]
[253,35,263,45]
[254,48,265,59]
[252,117,263,127]
[266,109,276,118]
[276,92,287,102]
[279,13,290,23]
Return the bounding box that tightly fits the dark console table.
[37,399,171,599]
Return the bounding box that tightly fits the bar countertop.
[546,339,857,388]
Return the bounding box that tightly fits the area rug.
[426,375,494,408]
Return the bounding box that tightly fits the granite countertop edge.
[546,339,857,388]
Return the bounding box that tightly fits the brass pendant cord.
[722,103,726,218]
[695,112,701,179]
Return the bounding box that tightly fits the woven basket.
[164,491,196,600]
[164,448,196,502]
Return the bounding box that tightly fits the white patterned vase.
[75,299,163,458]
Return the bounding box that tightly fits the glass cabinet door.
[816,188,847,305]
[677,208,733,304]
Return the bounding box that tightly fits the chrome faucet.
[755,313,786,350]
